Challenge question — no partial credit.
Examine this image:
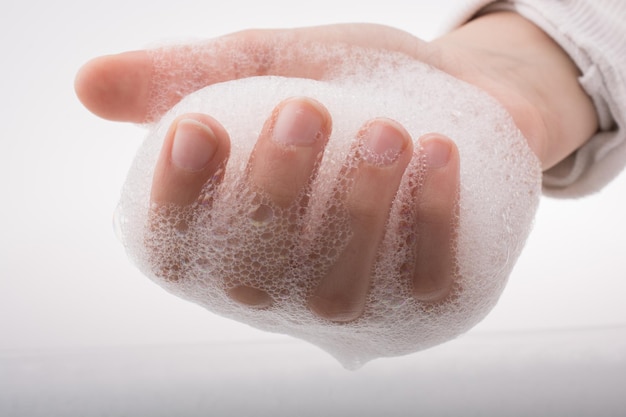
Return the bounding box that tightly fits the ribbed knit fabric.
[444,0,626,197]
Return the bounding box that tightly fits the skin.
[75,12,598,322]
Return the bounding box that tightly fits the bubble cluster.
[116,45,541,369]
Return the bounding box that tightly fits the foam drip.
[117,46,541,369]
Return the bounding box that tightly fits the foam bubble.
[117,46,541,369]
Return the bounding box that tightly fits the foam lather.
[116,47,541,369]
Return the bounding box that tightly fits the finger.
[74,24,428,122]
[74,51,152,122]
[411,134,460,302]
[247,97,331,207]
[146,114,230,283]
[151,113,230,207]
[226,97,331,308]
[308,119,413,322]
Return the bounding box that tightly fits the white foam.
[116,46,541,369]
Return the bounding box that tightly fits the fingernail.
[361,120,406,166]
[422,137,451,169]
[272,99,325,146]
[171,119,217,171]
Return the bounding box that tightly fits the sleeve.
[443,0,626,198]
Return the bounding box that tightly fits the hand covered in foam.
[114,51,541,369]
[75,24,550,368]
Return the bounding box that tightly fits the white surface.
[1,0,625,415]
[3,326,625,417]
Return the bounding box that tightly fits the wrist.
[432,11,598,169]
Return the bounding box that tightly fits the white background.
[1,0,625,415]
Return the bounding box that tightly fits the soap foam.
[117,45,541,369]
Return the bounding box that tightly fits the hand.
[75,15,596,322]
